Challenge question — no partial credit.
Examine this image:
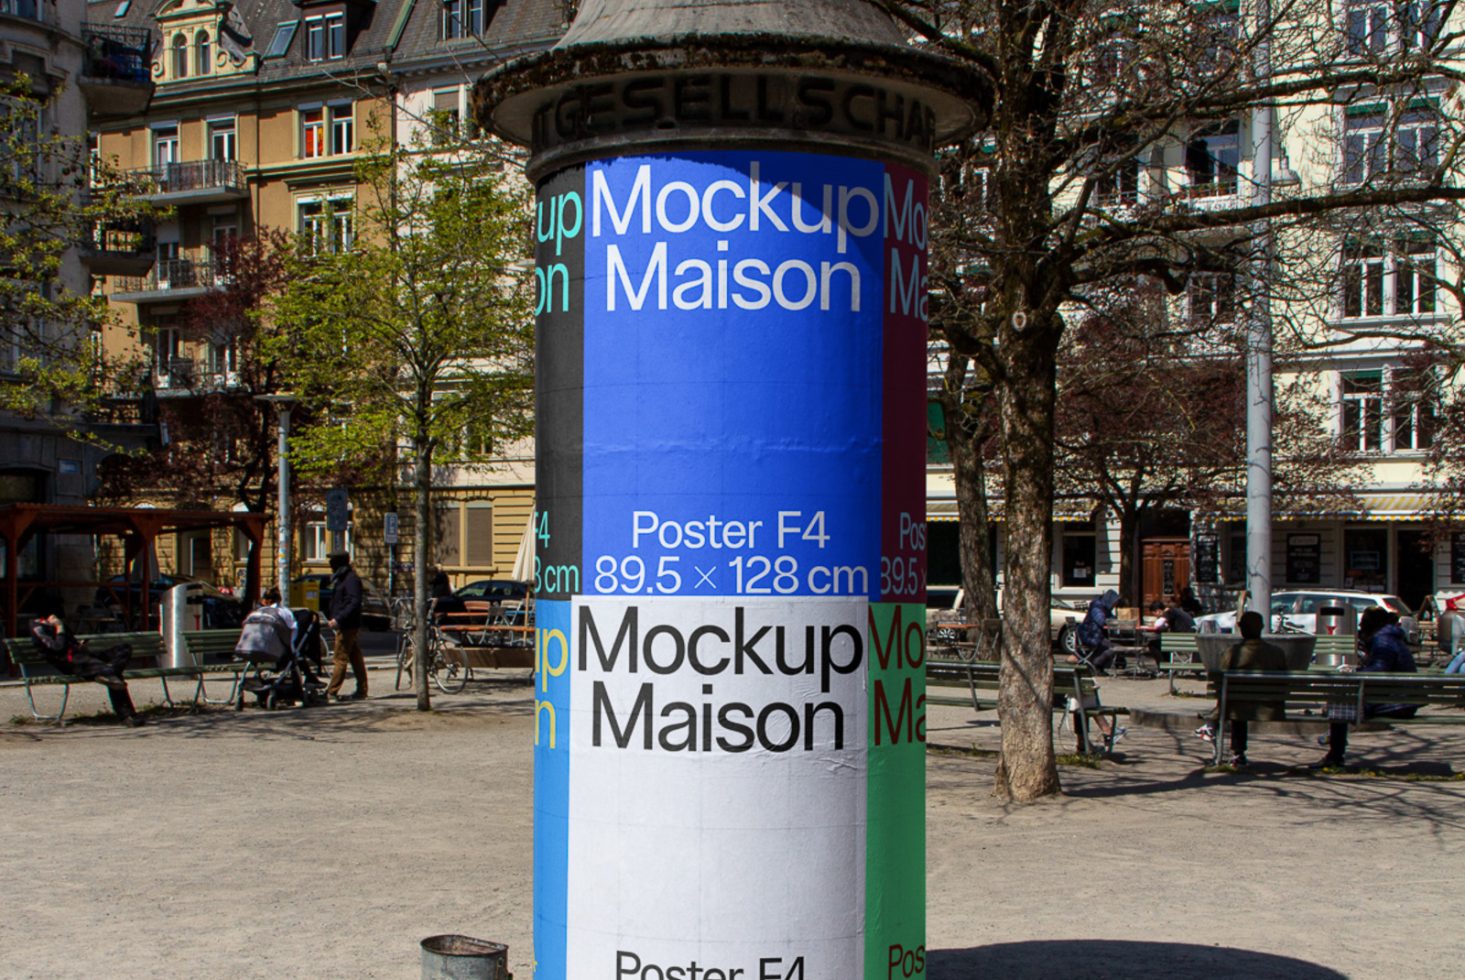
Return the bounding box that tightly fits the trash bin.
[1315,604,1353,637]
[419,935,509,980]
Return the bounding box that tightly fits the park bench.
[182,629,248,705]
[4,631,186,723]
[1158,632,1361,693]
[1206,669,1465,766]
[926,658,1124,755]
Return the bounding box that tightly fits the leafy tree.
[1,77,156,426]
[890,0,1465,799]
[273,135,535,711]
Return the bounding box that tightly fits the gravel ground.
[1,671,1462,978]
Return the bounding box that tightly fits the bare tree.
[886,0,1465,799]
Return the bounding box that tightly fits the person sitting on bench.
[1194,610,1286,768]
[29,609,144,727]
[1315,605,1417,769]
[1068,589,1120,673]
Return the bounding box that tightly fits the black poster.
[1286,533,1321,584]
[1194,533,1219,584]
[1452,533,1465,585]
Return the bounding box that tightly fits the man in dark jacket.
[30,612,144,726]
[1316,605,1417,768]
[323,551,368,701]
[1195,610,1286,767]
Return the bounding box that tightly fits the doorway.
[1140,538,1191,610]
[1395,529,1434,612]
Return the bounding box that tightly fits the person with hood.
[29,609,143,726]
[1069,588,1121,673]
[1194,610,1287,767]
[1315,605,1417,768]
[323,551,368,701]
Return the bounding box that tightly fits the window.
[303,520,351,562]
[206,337,237,381]
[1391,368,1437,451]
[304,13,345,61]
[1061,530,1097,588]
[1340,371,1384,452]
[171,33,188,78]
[1199,0,1241,75]
[431,88,462,144]
[152,125,179,167]
[265,20,298,58]
[465,502,494,567]
[301,103,352,157]
[1346,0,1443,55]
[1343,104,1439,184]
[0,1,41,20]
[436,506,462,565]
[329,103,353,154]
[1341,238,1437,318]
[298,197,354,254]
[1187,272,1236,324]
[1094,159,1142,206]
[443,0,488,39]
[1185,121,1239,197]
[152,325,182,382]
[195,30,211,75]
[208,118,235,161]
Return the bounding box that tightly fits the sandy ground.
[1,667,1462,979]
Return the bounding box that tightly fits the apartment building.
[91,0,562,594]
[1,0,154,593]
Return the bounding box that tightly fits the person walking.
[29,610,144,726]
[1315,605,1417,769]
[1194,610,1286,767]
[323,551,368,701]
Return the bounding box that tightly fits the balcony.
[111,255,220,304]
[127,160,247,206]
[154,356,242,395]
[79,23,154,117]
[80,222,156,277]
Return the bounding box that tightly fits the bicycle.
[391,597,417,691]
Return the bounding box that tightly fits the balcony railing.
[127,160,247,203]
[112,256,220,302]
[82,23,151,83]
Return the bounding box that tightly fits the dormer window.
[443,0,487,39]
[171,33,189,78]
[195,30,211,75]
[305,13,346,61]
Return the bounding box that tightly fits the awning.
[926,499,1094,523]
[1204,492,1442,523]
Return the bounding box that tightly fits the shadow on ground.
[930,940,1346,979]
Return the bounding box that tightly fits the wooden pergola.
[0,503,265,637]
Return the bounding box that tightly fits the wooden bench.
[1207,670,1465,766]
[926,658,1123,755]
[4,631,199,724]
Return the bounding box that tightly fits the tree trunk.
[993,320,1062,802]
[413,437,433,711]
[1117,507,1140,610]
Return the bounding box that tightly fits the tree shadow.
[929,940,1347,979]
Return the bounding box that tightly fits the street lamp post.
[1247,0,1275,620]
[256,394,297,603]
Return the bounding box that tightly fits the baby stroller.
[235,607,327,711]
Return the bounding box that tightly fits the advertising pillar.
[478,6,987,977]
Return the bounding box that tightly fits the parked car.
[926,586,1089,654]
[1194,590,1420,645]
[454,579,529,603]
[291,572,392,631]
[95,572,245,629]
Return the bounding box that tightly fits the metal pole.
[276,404,291,602]
[1246,0,1274,620]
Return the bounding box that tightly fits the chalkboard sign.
[1452,533,1465,584]
[1194,533,1219,584]
[1287,533,1321,584]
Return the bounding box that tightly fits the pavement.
[2,664,1462,978]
